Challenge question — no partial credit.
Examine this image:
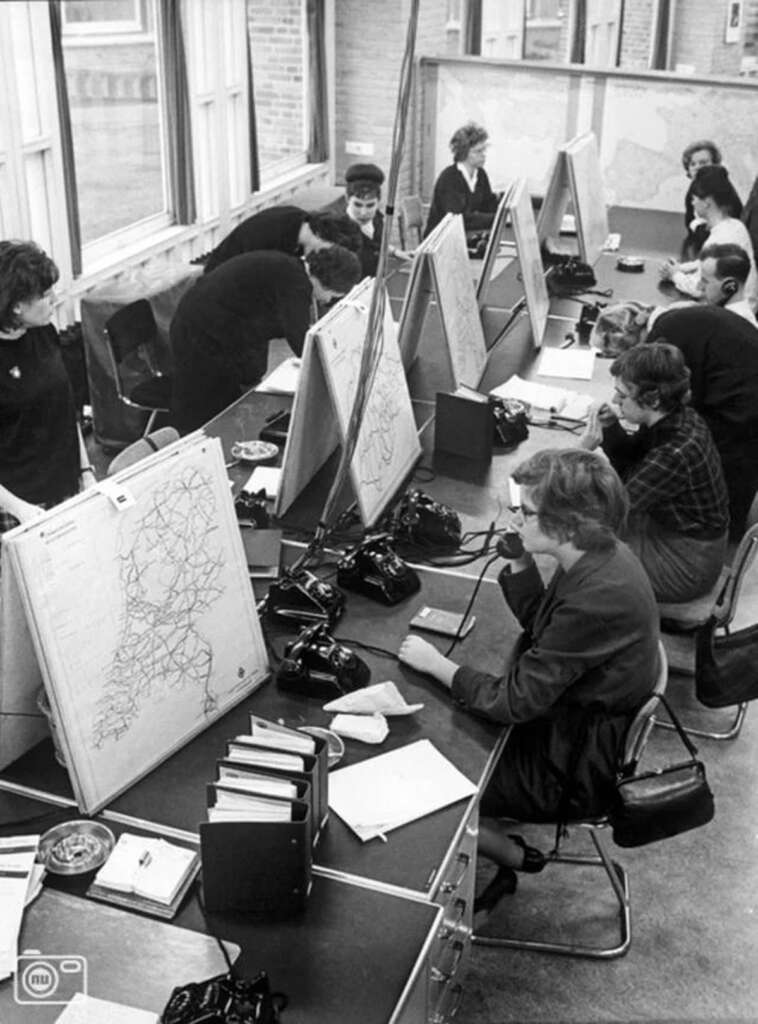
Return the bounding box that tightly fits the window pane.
[248,0,307,182]
[61,0,167,244]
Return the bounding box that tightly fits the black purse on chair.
[611,695,714,848]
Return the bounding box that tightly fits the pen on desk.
[560,333,576,349]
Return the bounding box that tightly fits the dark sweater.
[424,164,499,237]
[203,206,306,274]
[170,251,312,433]
[0,325,79,507]
[319,194,382,278]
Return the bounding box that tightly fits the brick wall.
[618,0,655,69]
[671,0,742,74]
[248,0,305,173]
[333,0,450,235]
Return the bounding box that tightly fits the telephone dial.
[266,569,345,628]
[337,533,421,606]
[276,622,371,700]
[386,490,462,552]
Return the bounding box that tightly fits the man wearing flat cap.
[321,163,409,277]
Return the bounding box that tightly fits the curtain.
[306,0,328,163]
[48,1,82,277]
[246,31,260,193]
[160,0,196,224]
[570,0,587,63]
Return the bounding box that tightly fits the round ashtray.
[230,440,279,464]
[298,726,345,768]
[38,820,115,875]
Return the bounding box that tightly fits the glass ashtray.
[38,820,115,875]
[298,726,345,768]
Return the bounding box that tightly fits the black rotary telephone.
[386,490,462,552]
[336,533,421,606]
[266,569,345,628]
[276,622,371,700]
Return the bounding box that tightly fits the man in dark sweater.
[169,248,360,434]
[202,205,362,275]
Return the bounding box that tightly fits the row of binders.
[199,715,329,918]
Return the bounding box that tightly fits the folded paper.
[330,713,389,744]
[323,680,423,716]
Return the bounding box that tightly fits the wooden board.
[565,131,609,264]
[3,434,268,814]
[0,548,47,770]
[536,146,572,247]
[276,279,420,526]
[420,215,489,389]
[508,178,550,348]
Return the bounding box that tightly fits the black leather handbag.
[694,616,758,708]
[611,695,714,848]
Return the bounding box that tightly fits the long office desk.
[0,208,683,1022]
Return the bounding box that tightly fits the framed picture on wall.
[725,2,742,43]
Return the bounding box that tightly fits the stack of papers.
[0,835,40,981]
[536,346,596,381]
[328,739,477,842]
[87,834,199,919]
[490,374,593,421]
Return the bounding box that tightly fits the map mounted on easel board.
[397,214,488,390]
[275,278,421,527]
[3,434,268,813]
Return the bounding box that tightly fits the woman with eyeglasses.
[424,122,500,238]
[581,342,728,603]
[398,448,659,918]
[0,240,94,538]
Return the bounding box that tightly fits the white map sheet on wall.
[4,434,268,813]
[316,278,421,526]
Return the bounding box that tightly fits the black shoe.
[473,865,518,919]
[508,833,547,874]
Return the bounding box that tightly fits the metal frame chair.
[473,641,668,959]
[656,523,758,741]
[104,298,173,437]
[398,195,424,250]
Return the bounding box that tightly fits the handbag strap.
[655,693,701,760]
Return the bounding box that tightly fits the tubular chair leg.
[472,826,632,959]
[654,702,748,741]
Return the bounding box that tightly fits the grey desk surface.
[0,880,440,1024]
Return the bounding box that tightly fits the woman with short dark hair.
[0,240,93,535]
[398,448,659,913]
[424,121,500,237]
[581,342,729,602]
[680,139,726,258]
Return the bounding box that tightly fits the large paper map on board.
[316,279,421,525]
[4,434,267,812]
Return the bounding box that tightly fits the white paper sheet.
[0,835,39,981]
[54,992,158,1024]
[254,356,301,395]
[536,347,596,381]
[490,374,593,420]
[328,739,477,842]
[323,680,423,716]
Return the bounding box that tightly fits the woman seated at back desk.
[424,122,500,239]
[581,343,729,603]
[398,449,659,917]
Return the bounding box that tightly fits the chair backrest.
[713,523,758,630]
[622,640,668,770]
[105,298,159,366]
[398,195,424,250]
[106,427,180,476]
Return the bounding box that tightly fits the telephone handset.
[337,533,421,606]
[277,622,371,700]
[266,568,345,628]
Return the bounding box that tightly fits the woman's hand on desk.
[398,635,458,690]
